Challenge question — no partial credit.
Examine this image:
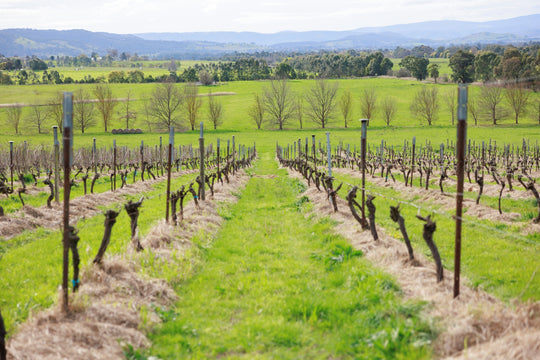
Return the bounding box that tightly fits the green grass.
[328,171,540,301]
[1,77,539,137]
[0,169,205,333]
[146,152,434,359]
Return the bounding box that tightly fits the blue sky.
[0,0,539,33]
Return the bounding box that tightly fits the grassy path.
[147,154,433,359]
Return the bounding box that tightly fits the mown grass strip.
[147,153,433,359]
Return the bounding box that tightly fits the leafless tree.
[48,92,63,130]
[339,90,353,128]
[74,88,96,134]
[119,90,137,128]
[26,104,50,133]
[5,104,23,134]
[149,82,183,131]
[478,85,507,125]
[505,84,530,124]
[141,97,154,132]
[295,94,304,129]
[381,96,397,126]
[93,83,117,132]
[263,76,295,130]
[248,93,265,130]
[443,88,457,125]
[305,79,339,129]
[207,91,223,130]
[410,86,439,125]
[360,87,377,125]
[468,95,480,126]
[184,83,202,131]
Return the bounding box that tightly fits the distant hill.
[0,14,539,58]
[0,28,266,58]
[136,14,540,45]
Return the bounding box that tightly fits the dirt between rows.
[6,170,250,360]
[0,170,198,241]
[287,168,540,360]
[333,168,540,235]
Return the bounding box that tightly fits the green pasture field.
[0,78,539,137]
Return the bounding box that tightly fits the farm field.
[1,77,539,136]
[1,76,539,359]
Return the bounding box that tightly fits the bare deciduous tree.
[184,83,202,131]
[248,93,265,130]
[93,83,117,132]
[295,95,304,129]
[443,88,457,125]
[339,90,353,128]
[305,79,339,129]
[5,104,23,134]
[199,70,213,86]
[505,84,530,124]
[360,87,377,125]
[49,92,63,131]
[74,88,96,134]
[119,90,137,128]
[263,77,294,130]
[468,95,480,126]
[150,82,183,131]
[478,85,506,125]
[381,96,397,126]
[410,86,439,125]
[26,105,50,134]
[207,91,224,130]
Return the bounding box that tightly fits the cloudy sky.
[1,0,539,34]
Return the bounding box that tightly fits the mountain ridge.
[0,14,538,58]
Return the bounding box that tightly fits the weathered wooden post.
[140,140,144,182]
[113,139,117,191]
[62,91,73,312]
[312,135,316,161]
[92,137,97,175]
[326,132,332,177]
[53,127,60,203]
[9,141,13,190]
[166,127,174,222]
[199,122,205,201]
[454,84,468,298]
[410,136,416,187]
[160,136,164,177]
[361,119,368,227]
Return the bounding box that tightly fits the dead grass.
[6,170,250,360]
[287,168,540,360]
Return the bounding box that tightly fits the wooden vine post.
[53,126,60,203]
[166,127,174,222]
[9,141,13,190]
[0,309,6,360]
[360,119,368,226]
[454,84,468,298]
[62,92,73,312]
[199,122,205,201]
[410,136,416,187]
[113,139,117,191]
